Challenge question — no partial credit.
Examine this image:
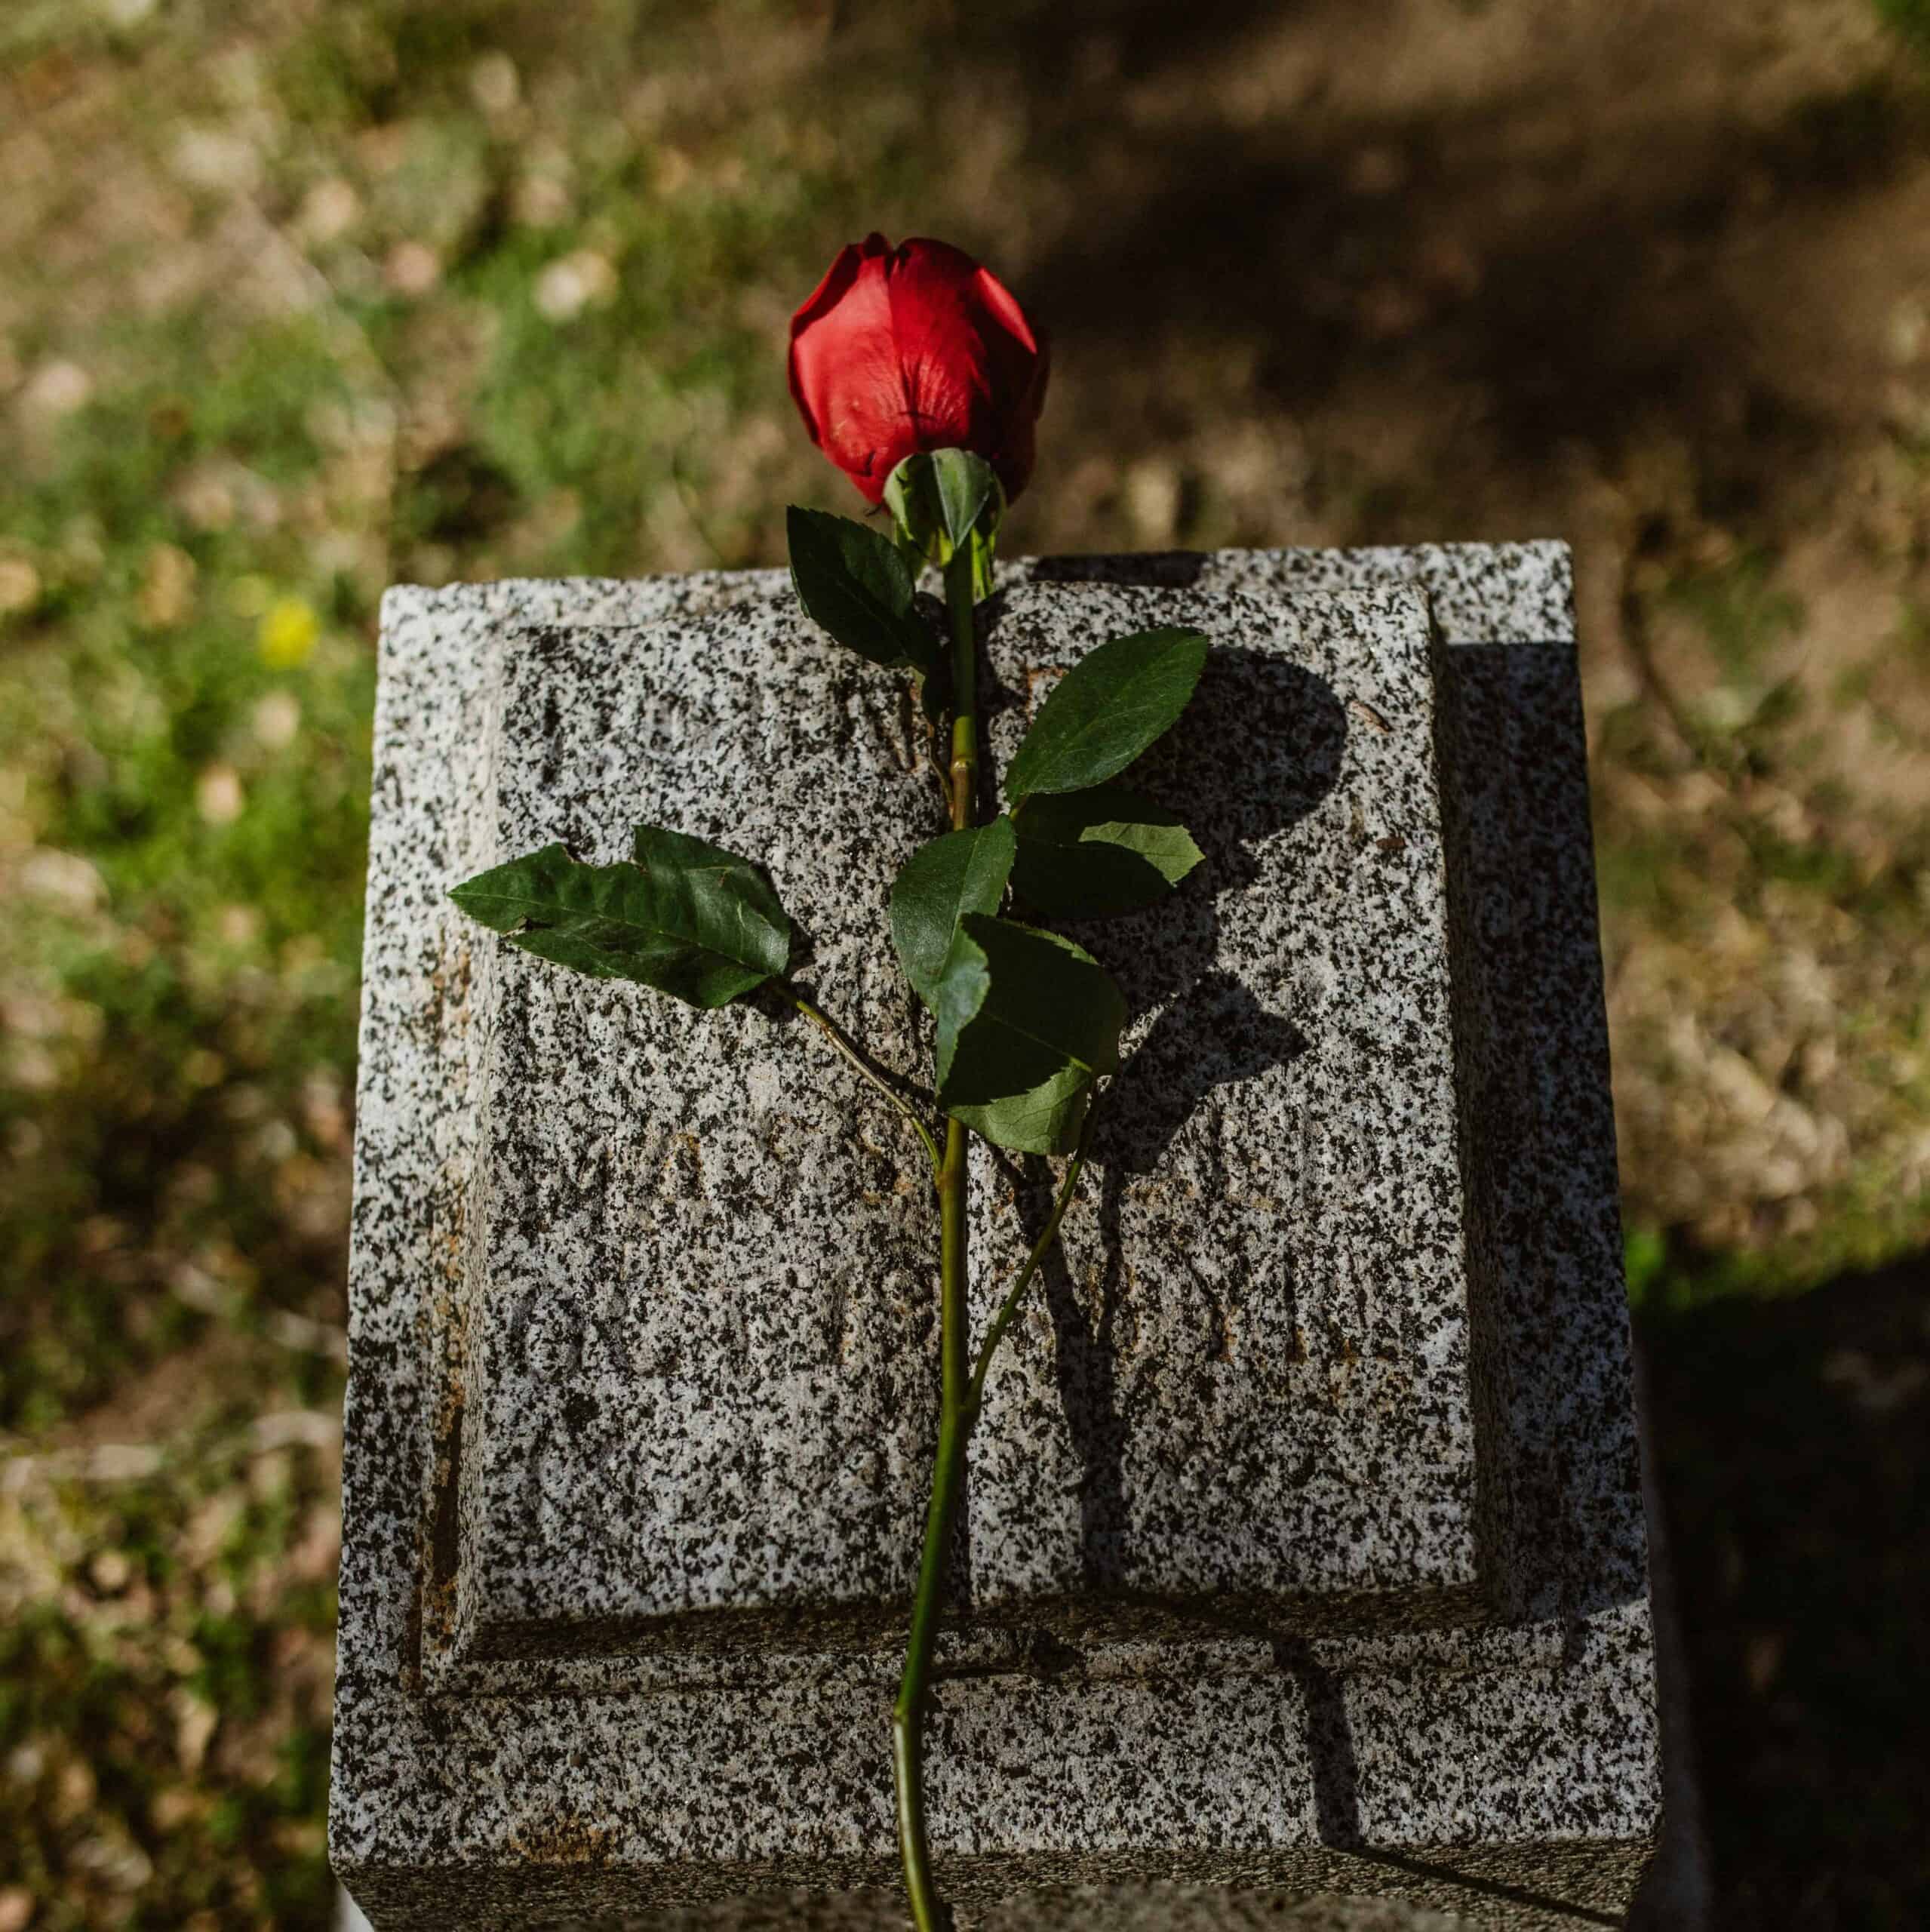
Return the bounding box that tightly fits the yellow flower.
[257,596,319,669]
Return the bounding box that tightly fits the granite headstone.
[330,544,1664,1930]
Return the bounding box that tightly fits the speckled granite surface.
[330,544,1664,1930]
[346,1882,1477,1932]
[968,583,1481,1629]
[451,582,1486,1661]
[608,1888,1477,1932]
[450,601,942,1663]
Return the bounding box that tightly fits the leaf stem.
[966,1100,1098,1421]
[893,544,982,1932]
[773,982,942,1179]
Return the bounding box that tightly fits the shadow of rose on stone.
[986,641,1346,1593]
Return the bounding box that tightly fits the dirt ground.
[2,0,1927,1926]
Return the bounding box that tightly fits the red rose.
[788,233,1049,508]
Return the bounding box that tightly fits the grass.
[2,0,1928,1926]
[1,1422,340,1929]
[0,5,974,1921]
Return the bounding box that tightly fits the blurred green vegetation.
[0,5,954,1924]
[2,0,1928,1926]
[0,1422,340,1927]
[1878,0,1930,55]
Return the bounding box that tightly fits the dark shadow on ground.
[920,0,1930,543]
[1637,1253,1930,1930]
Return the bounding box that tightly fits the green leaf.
[890,818,1016,1008]
[1010,783,1204,919]
[954,1057,1096,1158]
[1004,626,1211,803]
[449,827,791,1009]
[935,914,1125,1155]
[884,448,1002,563]
[890,521,928,577]
[787,506,939,678]
[964,518,999,601]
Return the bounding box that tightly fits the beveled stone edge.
[429,582,1492,1675]
[376,542,1575,652]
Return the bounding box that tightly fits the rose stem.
[891,542,982,1932]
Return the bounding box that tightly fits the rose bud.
[788,233,1050,509]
